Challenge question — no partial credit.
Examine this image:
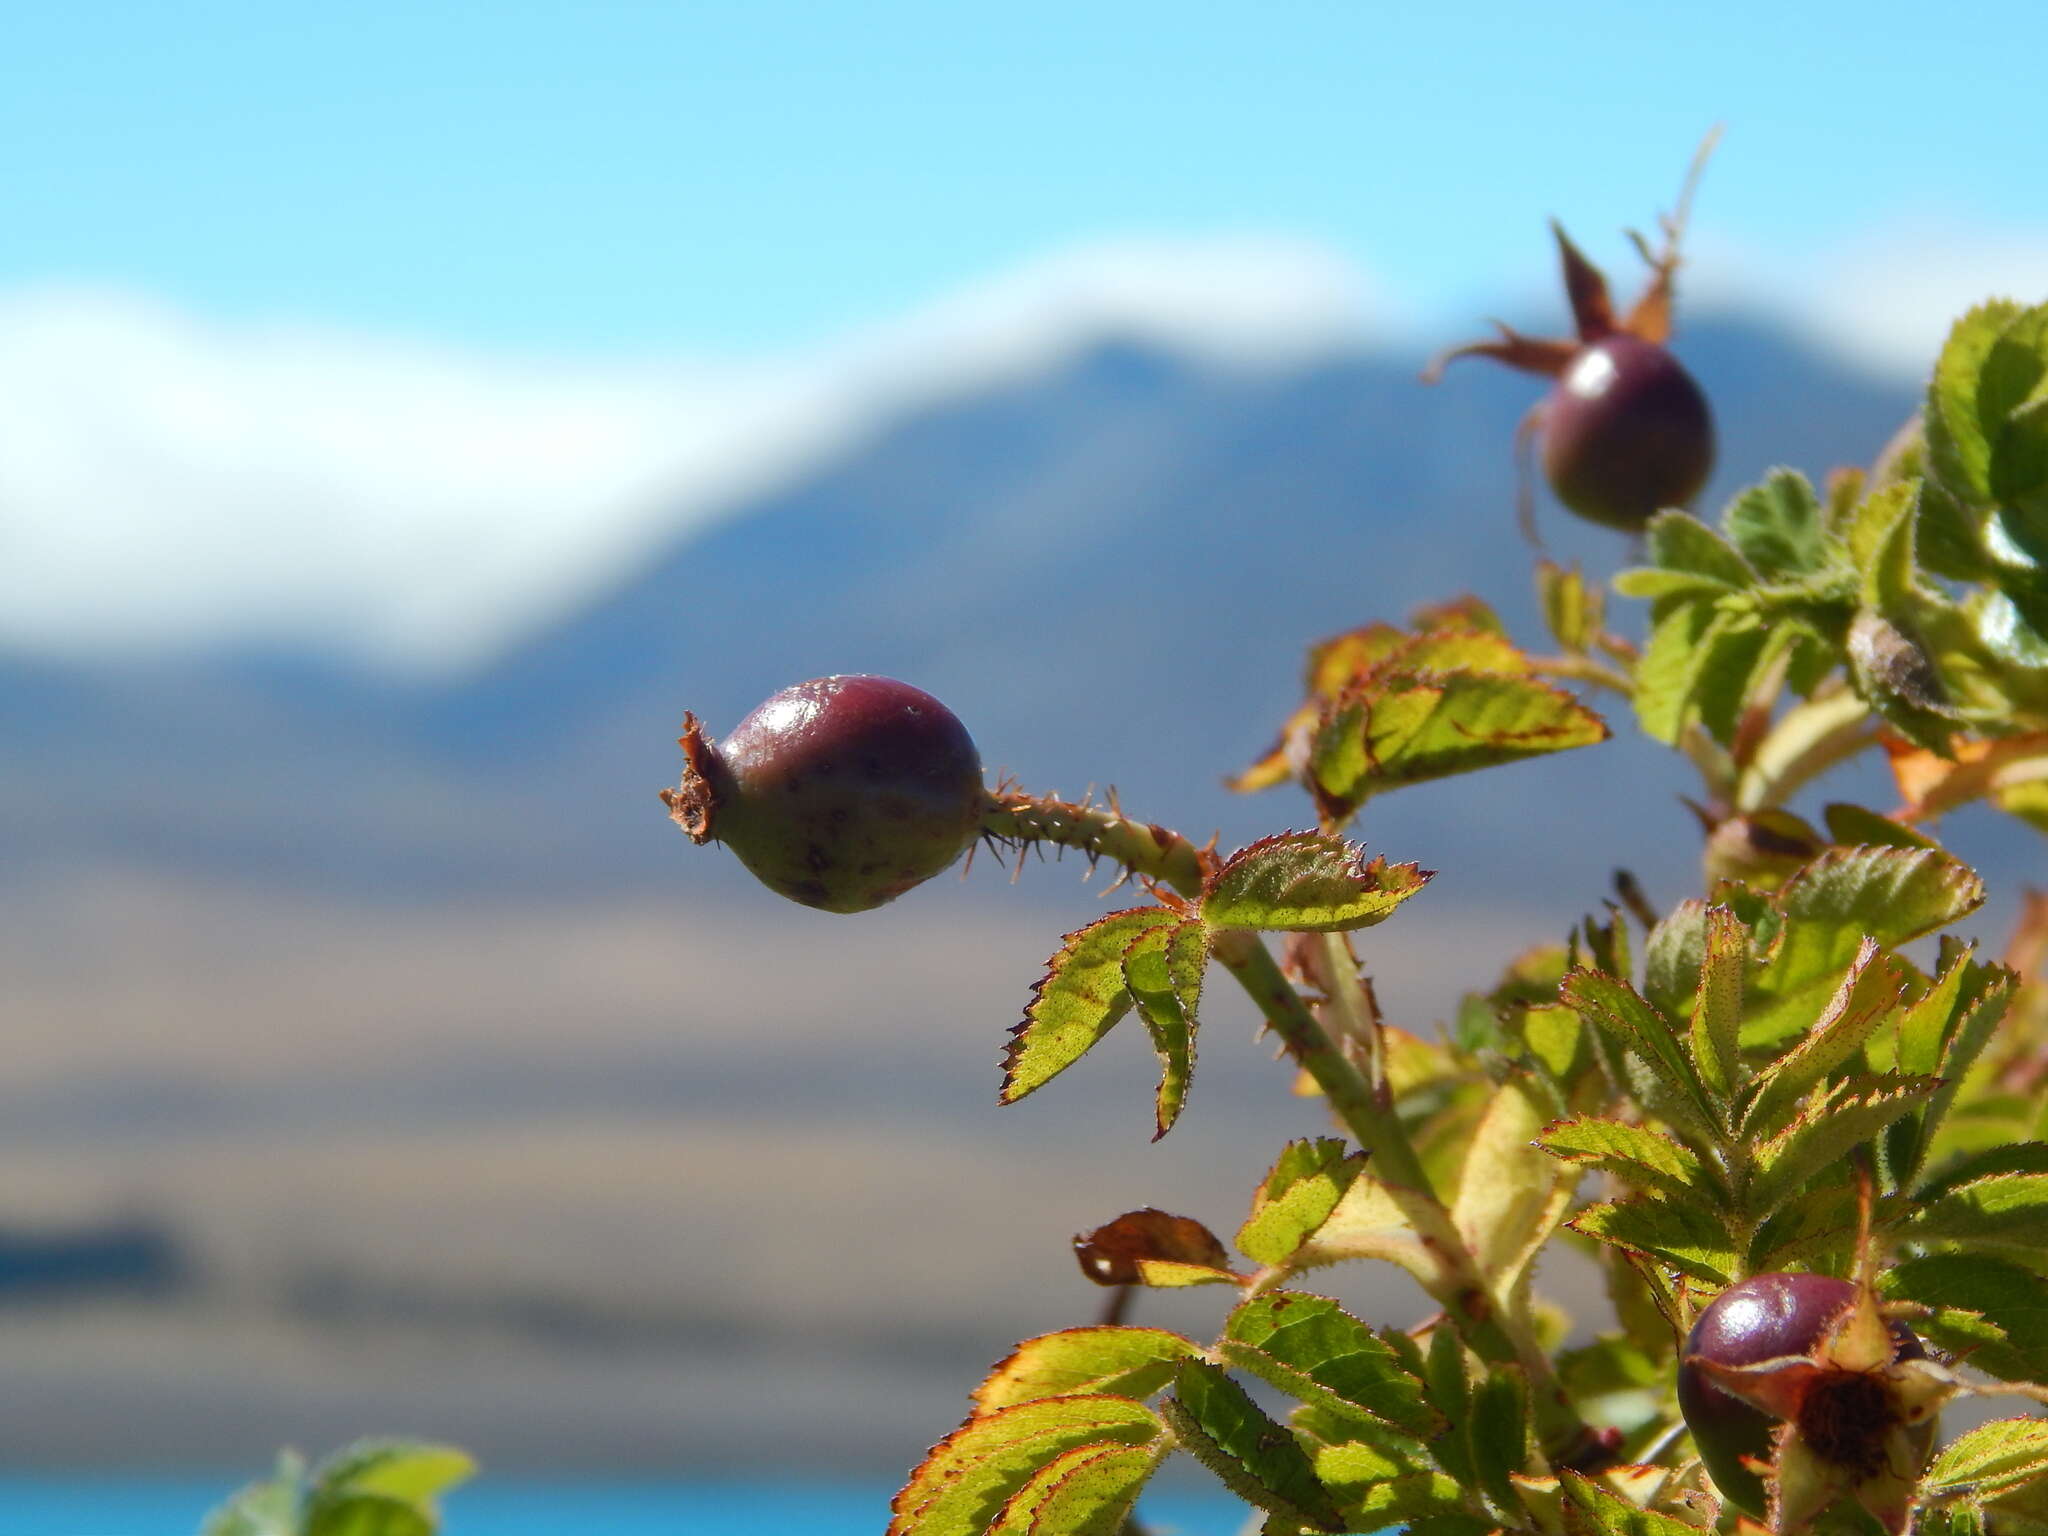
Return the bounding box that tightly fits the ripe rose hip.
[1678,1273,1937,1525]
[1426,140,1718,536]
[1541,333,1713,531]
[660,675,985,913]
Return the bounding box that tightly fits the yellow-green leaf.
[1538,1117,1722,1208]
[1162,1360,1344,1531]
[987,1441,1163,1536]
[975,1328,1205,1412]
[1201,831,1431,934]
[1569,1198,1737,1285]
[1121,919,1207,1139]
[1002,908,1182,1103]
[888,1396,1165,1536]
[1237,1138,1371,1268]
[1450,1073,1572,1289]
[1221,1291,1439,1439]
[1926,1417,2048,1497]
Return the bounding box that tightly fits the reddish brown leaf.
[1073,1209,1231,1286]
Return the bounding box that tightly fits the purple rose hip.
[661,675,985,914]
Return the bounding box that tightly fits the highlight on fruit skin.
[660,675,985,914]
[1677,1272,1943,1531]
[1424,132,1719,537]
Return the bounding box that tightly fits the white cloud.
[1685,220,2048,378]
[0,238,1375,674]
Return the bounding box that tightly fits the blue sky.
[1,2,2044,668]
[4,1,2042,354]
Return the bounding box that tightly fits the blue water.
[0,1478,1248,1535]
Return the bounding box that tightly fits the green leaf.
[987,1441,1162,1536]
[1821,802,1939,851]
[1002,908,1181,1103]
[1742,939,1909,1137]
[1642,900,1710,1023]
[1162,1360,1343,1532]
[975,1328,1205,1412]
[202,1453,306,1536]
[1690,618,1773,747]
[1883,1254,2048,1381]
[303,1498,432,1536]
[1201,832,1431,934]
[1221,1291,1439,1440]
[1725,469,1828,579]
[1645,510,1756,588]
[888,1396,1165,1536]
[1916,1142,2048,1204]
[1611,567,1737,603]
[1890,947,2013,1181]
[1690,905,1745,1101]
[1537,560,1605,653]
[1236,1138,1371,1268]
[1537,1117,1722,1208]
[1916,962,2016,1175]
[1120,919,1207,1139]
[1569,1198,1737,1285]
[1558,970,1719,1139]
[1927,301,2027,506]
[1342,1471,1489,1535]
[1910,1173,2048,1257]
[1633,600,1718,745]
[1317,674,1608,800]
[1746,1073,1941,1215]
[308,1442,475,1509]
[1925,1417,2048,1498]
[1557,1469,1701,1536]
[1310,1438,1409,1497]
[1744,845,1984,1045]
[1425,1323,1477,1487]
[1450,1073,1572,1288]
[1984,305,2048,514]
[1466,1368,1529,1515]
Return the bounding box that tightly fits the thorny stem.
[979,788,1212,899]
[985,788,1605,1468]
